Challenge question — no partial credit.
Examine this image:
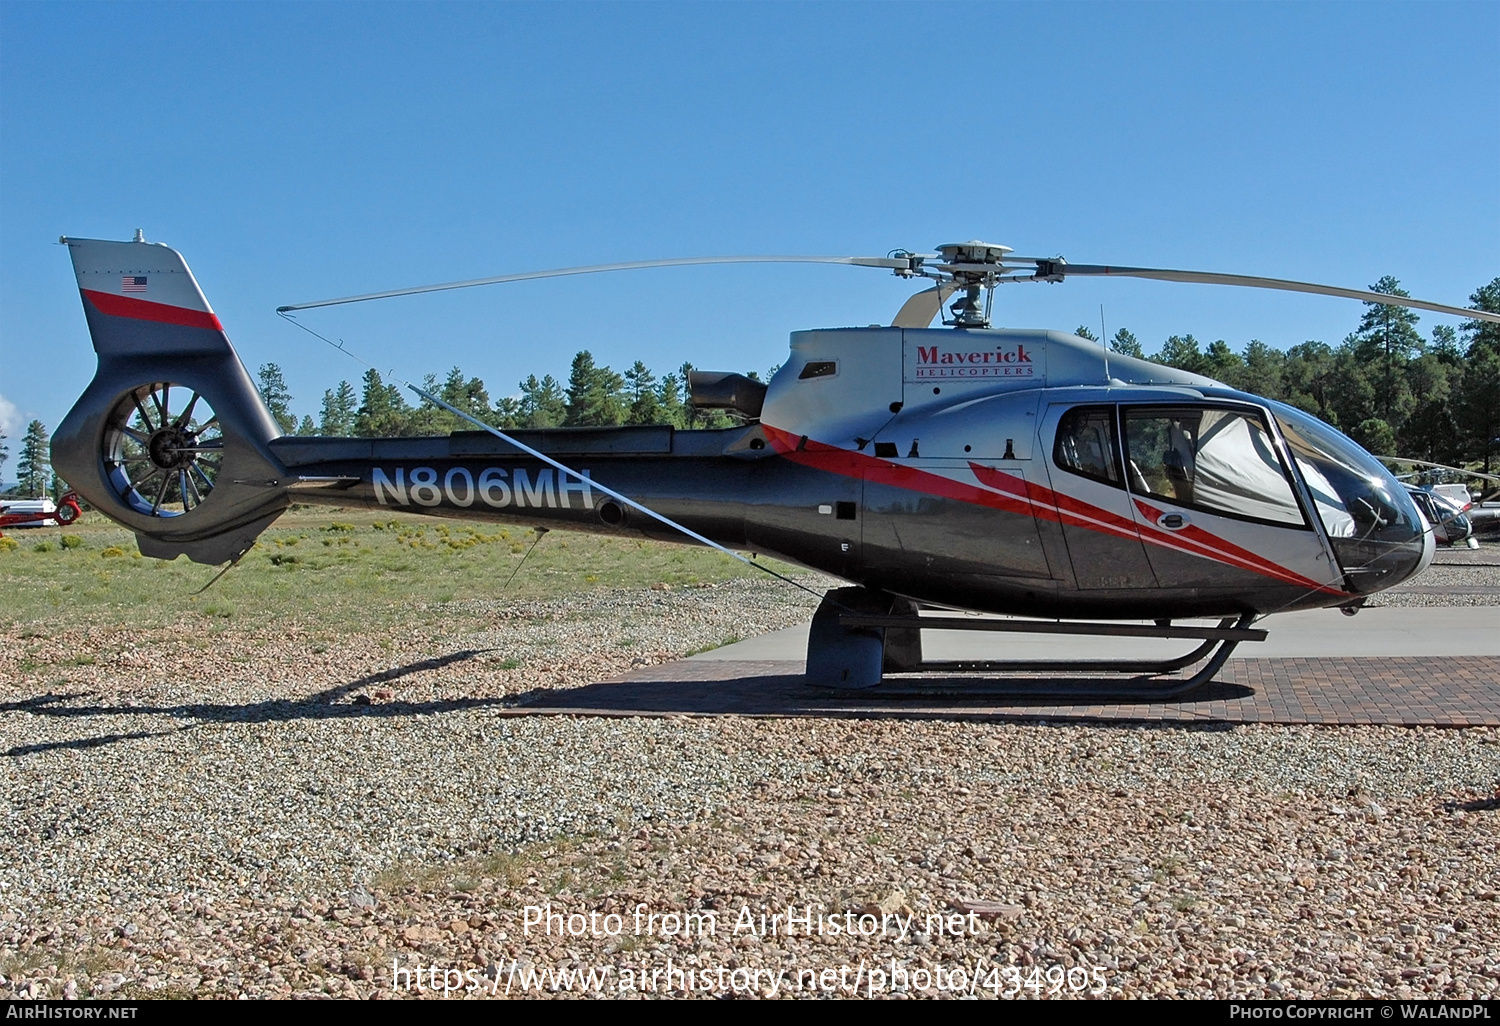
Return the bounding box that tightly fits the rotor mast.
[891,240,1036,329]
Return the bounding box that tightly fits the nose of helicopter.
[1329,484,1433,595]
[1414,518,1437,577]
[1264,400,1436,598]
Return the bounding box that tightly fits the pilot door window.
[1053,407,1123,487]
[1122,407,1306,527]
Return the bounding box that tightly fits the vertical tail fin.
[52,234,289,564]
[68,234,229,355]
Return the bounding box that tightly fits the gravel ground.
[1368,547,1500,607]
[2,560,1498,1000]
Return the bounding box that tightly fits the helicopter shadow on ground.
[0,649,511,758]
[502,663,1256,721]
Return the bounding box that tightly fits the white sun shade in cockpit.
[1292,456,1357,538]
[1191,411,1305,526]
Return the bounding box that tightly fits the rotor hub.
[934,240,1013,266]
[147,425,195,470]
[932,241,1014,328]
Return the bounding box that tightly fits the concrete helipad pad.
[690,607,1500,661]
[508,607,1500,727]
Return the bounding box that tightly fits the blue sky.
[2,1,1496,445]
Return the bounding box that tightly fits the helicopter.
[50,235,1500,693]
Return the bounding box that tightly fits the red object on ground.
[0,491,83,532]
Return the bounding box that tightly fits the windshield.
[1268,400,1428,592]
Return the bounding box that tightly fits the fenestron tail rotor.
[275,239,1500,329]
[103,383,224,518]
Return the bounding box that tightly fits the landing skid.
[805,587,1264,698]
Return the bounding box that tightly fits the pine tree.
[1402,331,1455,456]
[565,351,625,426]
[1354,277,1422,424]
[1240,340,1285,401]
[1403,406,1462,465]
[1203,340,1244,385]
[257,363,297,434]
[656,372,686,428]
[1074,325,1099,342]
[624,361,660,425]
[679,361,703,428]
[16,420,50,497]
[0,431,8,483]
[297,415,317,436]
[355,368,411,436]
[492,395,522,428]
[517,374,567,427]
[1456,343,1500,473]
[1457,278,1500,471]
[1154,335,1208,375]
[1351,418,1396,457]
[411,373,448,434]
[1461,278,1500,357]
[1328,338,1379,431]
[1431,325,1462,366]
[319,380,358,436]
[441,366,492,423]
[1282,341,1337,422]
[1109,329,1143,358]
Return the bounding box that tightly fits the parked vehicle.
[1404,485,1478,549]
[1430,483,1474,510]
[0,493,83,531]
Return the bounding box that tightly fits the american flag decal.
[121,276,148,293]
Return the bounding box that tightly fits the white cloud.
[0,393,21,441]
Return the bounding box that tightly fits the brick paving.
[508,656,1500,726]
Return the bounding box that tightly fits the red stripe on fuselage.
[1130,498,1341,593]
[82,290,224,332]
[763,425,1036,520]
[968,461,1143,544]
[762,423,1343,594]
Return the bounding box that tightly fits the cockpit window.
[1268,400,1429,593]
[1122,407,1306,526]
[1269,402,1423,543]
[1053,406,1121,486]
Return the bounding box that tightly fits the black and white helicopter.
[51,235,1500,692]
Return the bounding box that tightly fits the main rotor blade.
[1047,263,1500,324]
[1375,455,1500,484]
[277,255,911,312]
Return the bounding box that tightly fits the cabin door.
[1039,404,1158,590]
